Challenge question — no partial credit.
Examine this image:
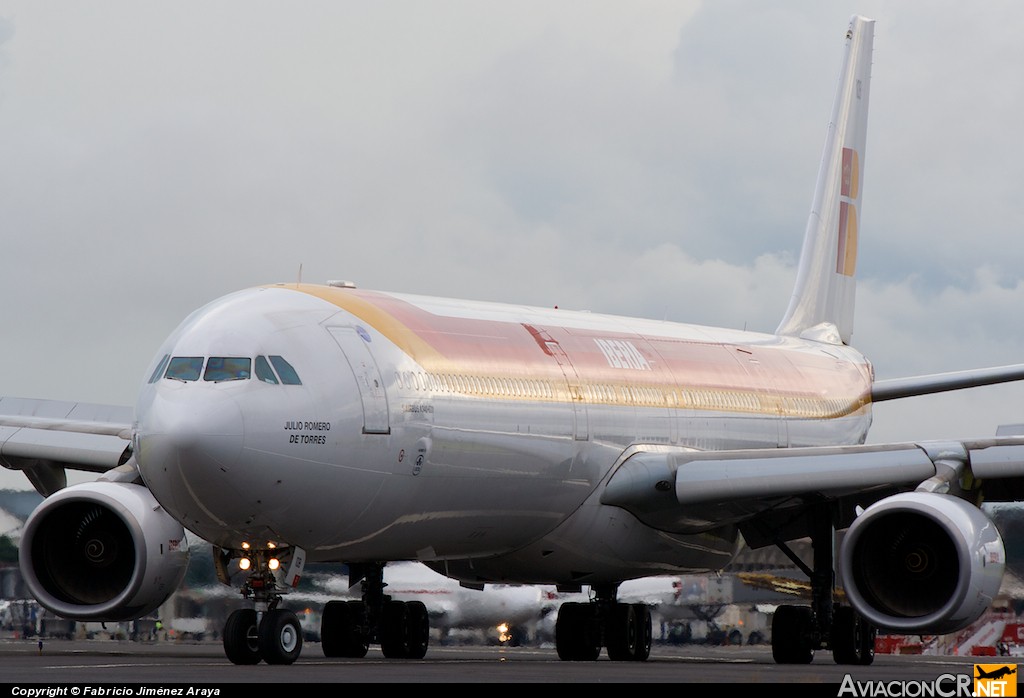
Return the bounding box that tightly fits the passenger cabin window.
[165,357,204,382]
[204,357,251,382]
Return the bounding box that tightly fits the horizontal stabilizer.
[872,363,1024,401]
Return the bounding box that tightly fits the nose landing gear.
[223,605,304,665]
[216,545,307,665]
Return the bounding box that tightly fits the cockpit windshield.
[165,357,203,382]
[156,355,302,385]
[204,357,251,382]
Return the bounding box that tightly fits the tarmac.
[0,637,998,689]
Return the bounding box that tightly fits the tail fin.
[776,15,874,345]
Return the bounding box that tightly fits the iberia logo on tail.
[836,147,859,277]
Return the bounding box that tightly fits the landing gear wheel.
[606,603,639,661]
[832,606,876,665]
[831,606,856,664]
[555,602,600,661]
[321,600,369,658]
[772,605,814,664]
[633,604,652,661]
[858,617,877,665]
[378,599,429,659]
[259,608,303,665]
[380,600,411,658]
[223,609,261,665]
[405,600,430,659]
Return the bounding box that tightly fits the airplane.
[976,666,1017,680]
[312,560,570,646]
[7,13,1024,668]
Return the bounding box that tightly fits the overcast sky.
[2,1,1024,490]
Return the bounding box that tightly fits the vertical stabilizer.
[776,15,874,345]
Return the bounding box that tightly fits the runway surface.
[0,639,998,688]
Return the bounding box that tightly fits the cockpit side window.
[255,355,279,384]
[165,357,204,381]
[269,355,302,385]
[148,355,171,384]
[204,357,251,382]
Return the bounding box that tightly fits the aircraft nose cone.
[135,388,244,523]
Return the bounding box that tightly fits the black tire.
[223,609,261,665]
[321,600,369,658]
[259,609,303,665]
[320,600,344,658]
[380,600,410,658]
[632,603,652,661]
[831,606,876,666]
[857,613,877,665]
[555,602,578,660]
[772,605,814,664]
[606,603,638,661]
[555,602,600,661]
[405,600,430,659]
[831,606,857,665]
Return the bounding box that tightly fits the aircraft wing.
[0,397,134,495]
[602,361,1024,546]
[601,435,1024,547]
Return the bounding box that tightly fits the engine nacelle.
[20,481,190,621]
[839,491,1004,635]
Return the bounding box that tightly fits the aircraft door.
[543,338,589,441]
[522,324,588,441]
[326,326,391,435]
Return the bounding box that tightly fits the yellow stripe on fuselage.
[277,283,448,366]
[280,283,872,420]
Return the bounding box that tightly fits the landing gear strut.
[555,584,652,661]
[768,506,876,665]
[321,563,430,659]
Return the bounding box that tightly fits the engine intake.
[20,481,190,621]
[839,491,1004,634]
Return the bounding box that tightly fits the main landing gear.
[768,507,876,665]
[555,584,653,661]
[771,603,875,665]
[320,563,430,659]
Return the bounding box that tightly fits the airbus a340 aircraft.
[6,14,1024,667]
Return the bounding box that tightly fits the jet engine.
[839,491,1004,635]
[20,481,190,621]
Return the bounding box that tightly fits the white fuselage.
[133,284,873,586]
